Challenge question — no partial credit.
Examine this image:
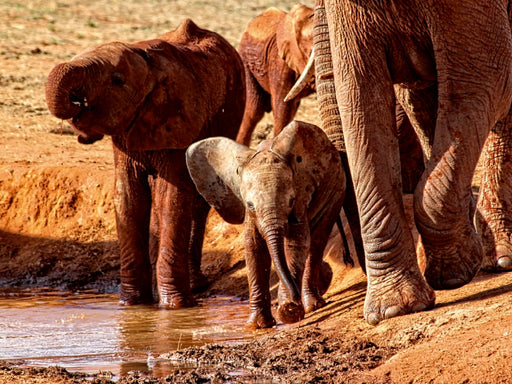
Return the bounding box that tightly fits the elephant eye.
[112,72,125,86]
[296,156,302,163]
[246,201,255,212]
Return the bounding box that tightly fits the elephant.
[236,4,424,191]
[186,120,346,329]
[290,0,512,325]
[236,3,425,276]
[45,19,246,308]
[235,4,315,146]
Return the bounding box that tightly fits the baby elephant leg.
[302,207,340,313]
[245,225,276,329]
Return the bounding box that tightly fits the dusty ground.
[1,1,512,383]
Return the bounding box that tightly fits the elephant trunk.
[45,62,88,120]
[260,213,304,324]
[313,0,345,152]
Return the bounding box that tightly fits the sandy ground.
[1,1,512,383]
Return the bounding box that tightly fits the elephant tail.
[336,215,354,267]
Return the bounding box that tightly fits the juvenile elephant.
[235,4,315,146]
[296,0,512,325]
[186,120,346,328]
[45,19,246,308]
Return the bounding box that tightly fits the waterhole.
[0,288,254,378]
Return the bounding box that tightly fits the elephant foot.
[364,270,435,326]
[481,240,512,272]
[303,294,326,314]
[119,285,153,306]
[158,291,197,309]
[190,270,209,293]
[277,302,305,324]
[247,309,276,329]
[422,227,483,290]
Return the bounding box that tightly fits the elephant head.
[187,121,339,324]
[275,4,314,76]
[45,20,214,151]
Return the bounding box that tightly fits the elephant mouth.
[71,113,103,144]
[70,101,140,143]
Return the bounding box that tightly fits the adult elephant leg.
[188,194,210,292]
[476,108,512,271]
[321,0,435,325]
[414,8,512,290]
[113,148,153,305]
[415,105,485,289]
[155,150,197,309]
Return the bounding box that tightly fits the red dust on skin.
[2,0,512,382]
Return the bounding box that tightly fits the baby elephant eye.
[112,72,125,86]
[246,201,255,211]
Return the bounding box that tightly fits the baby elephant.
[186,121,347,328]
[45,19,246,308]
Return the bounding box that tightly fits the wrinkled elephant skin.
[313,0,512,324]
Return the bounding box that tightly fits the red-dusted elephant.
[45,19,246,308]
[291,0,512,325]
[187,121,346,328]
[236,4,315,146]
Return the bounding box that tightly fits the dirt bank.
[1,0,512,383]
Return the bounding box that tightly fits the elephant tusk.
[284,47,315,103]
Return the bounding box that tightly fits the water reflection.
[0,288,253,377]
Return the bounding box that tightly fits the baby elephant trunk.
[262,223,305,324]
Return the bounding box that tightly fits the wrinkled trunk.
[313,0,366,270]
[259,213,304,324]
[45,62,89,120]
[314,0,344,152]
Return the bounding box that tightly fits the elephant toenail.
[497,256,512,270]
[443,278,466,289]
[411,301,429,313]
[384,306,405,319]
[367,312,381,326]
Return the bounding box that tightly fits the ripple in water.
[0,288,254,377]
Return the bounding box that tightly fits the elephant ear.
[275,4,314,74]
[125,39,209,151]
[186,137,256,224]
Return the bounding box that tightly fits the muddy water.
[0,288,254,378]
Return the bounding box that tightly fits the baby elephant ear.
[186,137,255,225]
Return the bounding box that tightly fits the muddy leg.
[245,224,276,329]
[476,108,512,271]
